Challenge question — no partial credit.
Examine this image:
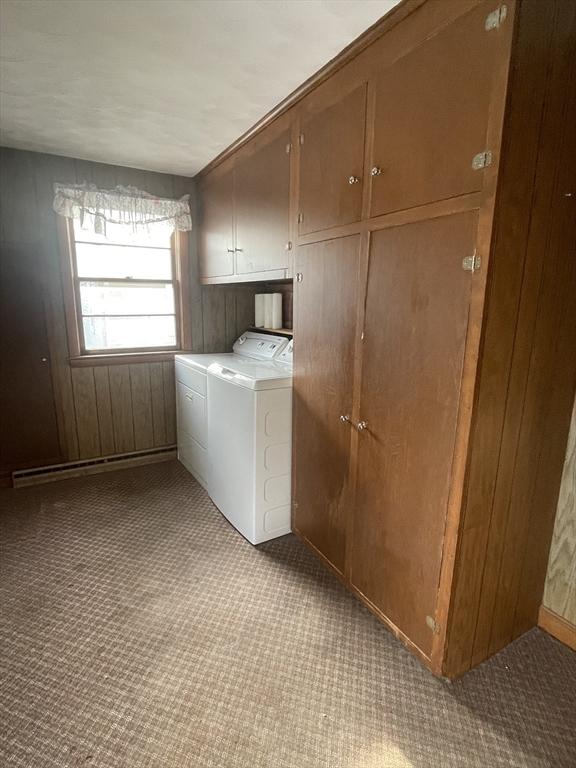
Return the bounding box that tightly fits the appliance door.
[207,372,256,543]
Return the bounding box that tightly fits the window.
[59,216,190,363]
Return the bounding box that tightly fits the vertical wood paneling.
[162,362,176,445]
[235,287,257,336]
[149,362,168,446]
[108,366,135,453]
[34,152,80,461]
[202,286,227,352]
[93,366,115,455]
[129,364,154,450]
[225,290,237,349]
[543,398,576,625]
[71,367,101,458]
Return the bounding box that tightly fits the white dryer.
[174,332,293,544]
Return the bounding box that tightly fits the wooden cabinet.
[235,130,291,275]
[197,0,576,678]
[350,213,475,656]
[292,236,361,573]
[368,3,501,218]
[198,127,291,283]
[298,85,367,235]
[198,163,234,279]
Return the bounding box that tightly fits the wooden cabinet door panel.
[299,85,367,235]
[235,131,291,275]
[369,4,503,217]
[350,212,476,655]
[292,236,361,573]
[199,167,234,278]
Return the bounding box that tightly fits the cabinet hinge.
[296,272,303,283]
[297,212,304,224]
[299,133,305,146]
[485,4,507,31]
[426,615,440,634]
[462,251,482,272]
[285,142,292,155]
[472,150,492,170]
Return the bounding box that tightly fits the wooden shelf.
[249,326,293,337]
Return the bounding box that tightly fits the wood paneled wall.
[0,147,259,472]
[543,397,576,627]
[443,0,576,675]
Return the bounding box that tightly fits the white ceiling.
[0,0,400,177]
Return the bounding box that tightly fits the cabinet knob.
[235,247,243,253]
[348,175,361,185]
[227,247,234,253]
[371,167,383,177]
[340,414,350,423]
[356,420,368,432]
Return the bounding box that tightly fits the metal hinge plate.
[485,4,507,31]
[426,615,440,634]
[472,151,493,170]
[296,272,303,283]
[462,252,482,272]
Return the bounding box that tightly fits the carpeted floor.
[0,461,574,768]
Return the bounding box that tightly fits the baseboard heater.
[12,446,177,488]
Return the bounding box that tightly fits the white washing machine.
[174,332,293,544]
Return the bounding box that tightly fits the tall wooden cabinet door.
[369,3,511,217]
[298,85,367,235]
[350,212,477,656]
[292,235,361,573]
[235,130,291,276]
[0,242,62,473]
[198,165,234,279]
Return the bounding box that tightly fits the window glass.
[83,316,177,351]
[75,243,172,279]
[79,282,175,316]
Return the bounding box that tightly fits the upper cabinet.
[368,3,503,218]
[198,162,235,280]
[298,85,367,235]
[198,124,291,283]
[235,130,291,276]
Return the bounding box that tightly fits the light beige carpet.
[0,461,574,768]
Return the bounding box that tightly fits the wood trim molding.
[538,605,576,651]
[196,0,425,178]
[57,215,82,357]
[69,350,188,367]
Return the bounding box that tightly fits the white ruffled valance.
[53,182,192,234]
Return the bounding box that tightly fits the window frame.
[58,216,192,366]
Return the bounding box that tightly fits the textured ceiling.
[0,0,400,177]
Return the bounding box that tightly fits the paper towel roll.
[271,293,282,330]
[264,294,273,328]
[255,294,265,327]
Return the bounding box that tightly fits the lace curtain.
[53,182,192,234]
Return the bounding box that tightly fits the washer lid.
[207,360,292,390]
[175,352,236,373]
